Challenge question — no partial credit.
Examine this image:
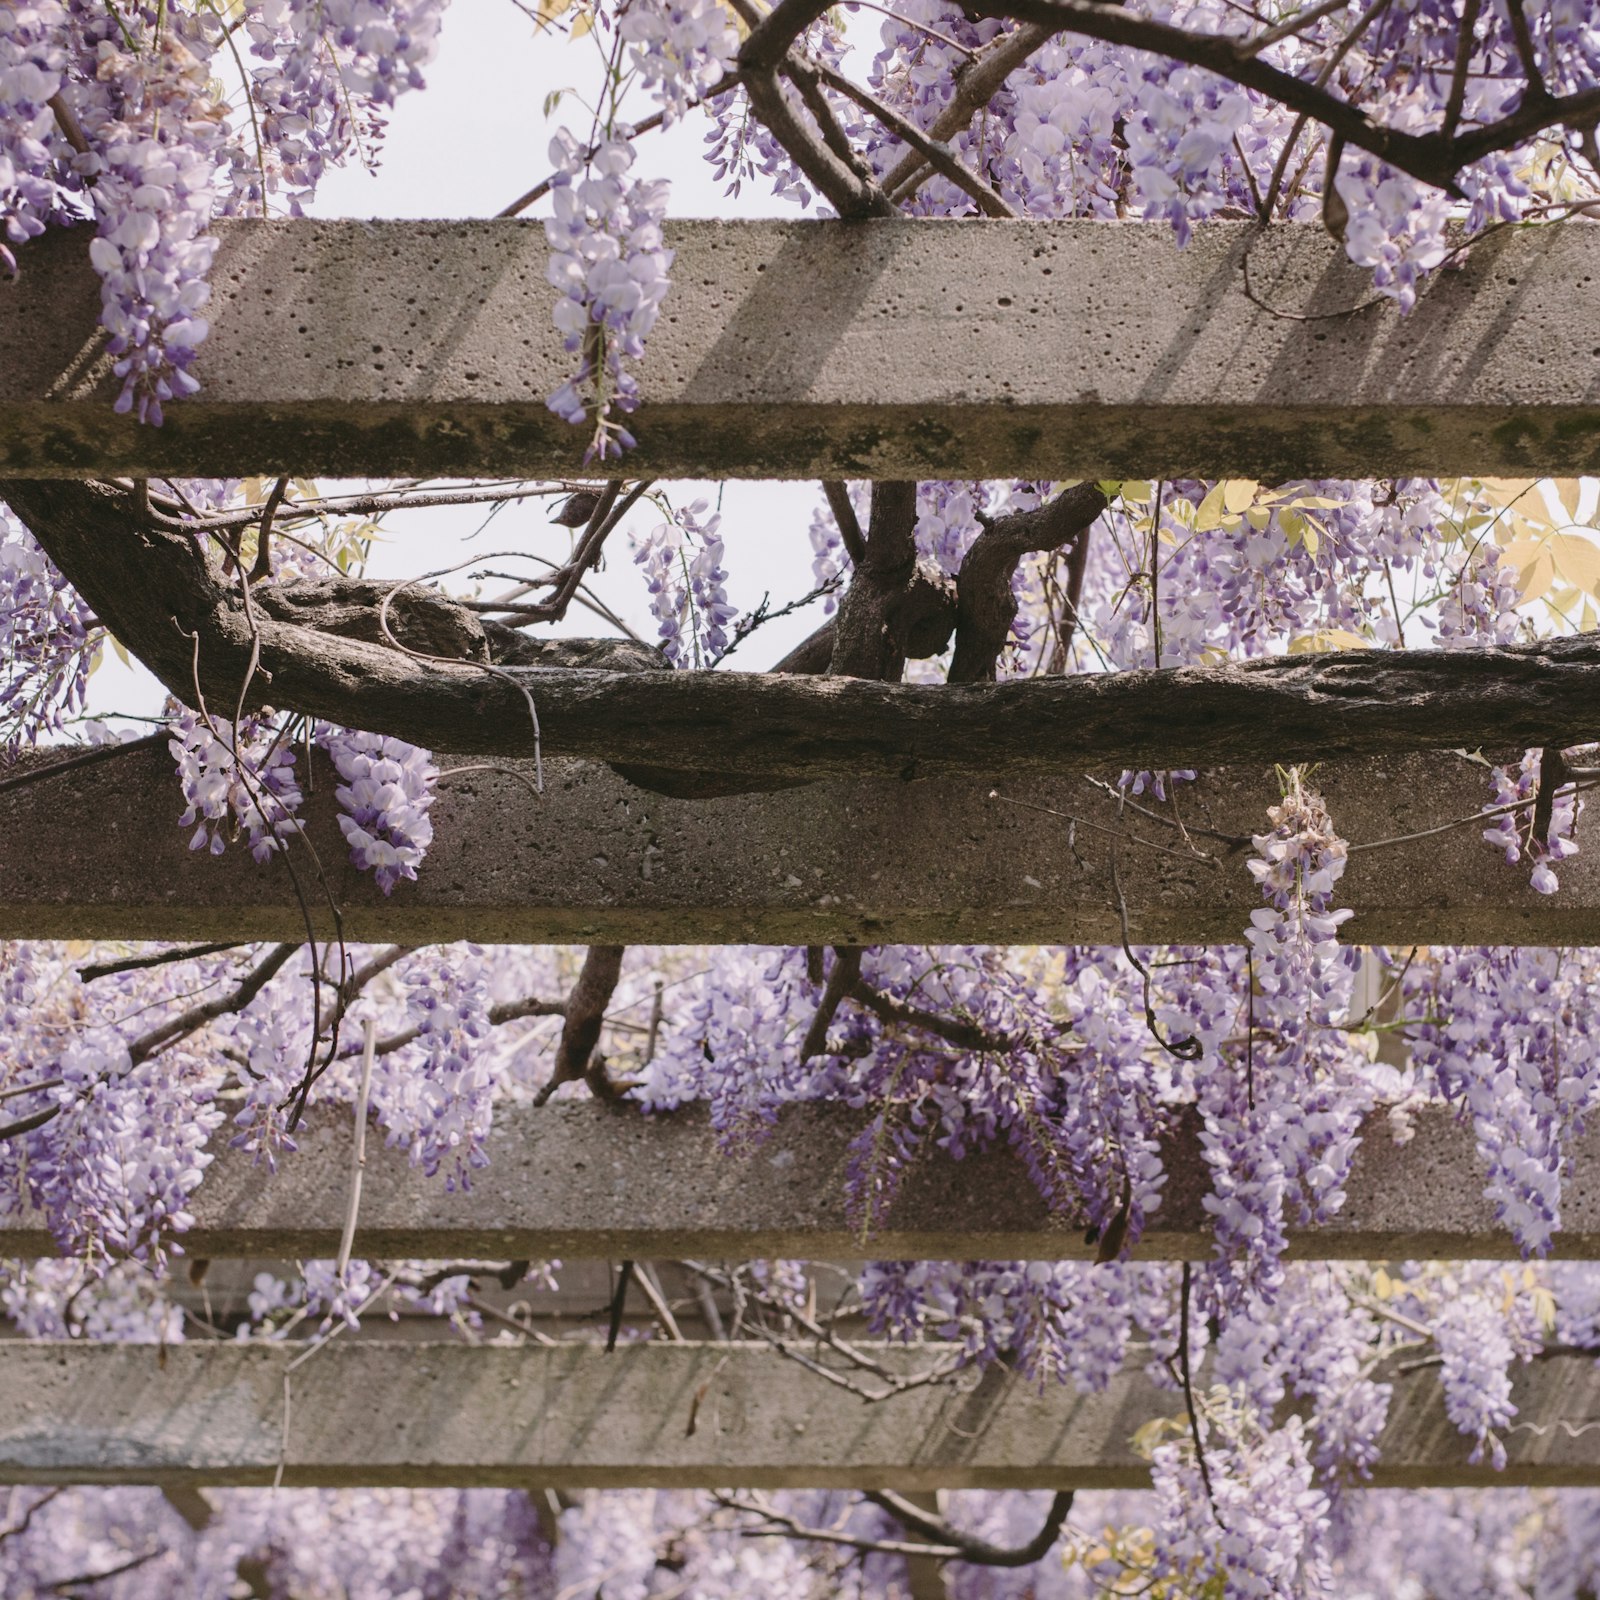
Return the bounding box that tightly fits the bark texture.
[9,478,1600,786]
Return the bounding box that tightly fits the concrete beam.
[4,219,1600,480]
[0,1340,1590,1489]
[1,744,1594,946]
[0,1103,1580,1262]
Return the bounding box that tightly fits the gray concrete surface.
[0,1340,1589,1489]
[2,745,1595,945]
[3,219,1600,478]
[0,1103,1582,1263]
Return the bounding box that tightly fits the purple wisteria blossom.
[632,497,738,666]
[1481,747,1585,895]
[544,132,673,460]
[617,0,737,122]
[320,725,437,893]
[169,708,304,862]
[0,511,95,749]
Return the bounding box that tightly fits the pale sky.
[307,0,826,661]
[88,1,831,726]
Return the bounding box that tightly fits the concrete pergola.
[5,219,1600,481]
[5,215,1599,1499]
[3,1342,1594,1490]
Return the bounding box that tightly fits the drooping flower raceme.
[1481,747,1584,895]
[632,497,738,666]
[544,132,673,461]
[369,951,496,1187]
[169,708,305,862]
[1408,947,1600,1256]
[1176,772,1367,1306]
[1151,1408,1335,1600]
[0,0,69,275]
[0,1,443,416]
[617,0,738,122]
[0,510,96,749]
[320,725,437,894]
[239,0,446,209]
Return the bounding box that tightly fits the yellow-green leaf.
[1222,478,1258,515]
[1288,628,1369,653]
[1478,477,1541,511]
[1551,531,1600,596]
[1514,547,1555,604]
[1131,1416,1182,1458]
[1194,481,1229,532]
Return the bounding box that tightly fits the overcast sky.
[306,2,826,664]
[89,3,831,726]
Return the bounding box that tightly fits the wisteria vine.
[3,0,1600,1593]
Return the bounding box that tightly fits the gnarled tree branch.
[881,23,1058,201]
[867,1488,1074,1567]
[8,479,1600,788]
[828,481,922,679]
[968,0,1600,195]
[949,481,1107,683]
[537,944,628,1105]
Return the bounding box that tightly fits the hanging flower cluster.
[544,133,673,460]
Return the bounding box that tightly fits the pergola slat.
[0,1103,1572,1262]
[2,746,1593,945]
[0,1340,1586,1489]
[4,219,1600,480]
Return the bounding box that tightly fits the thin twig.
[606,1260,636,1353]
[1178,1261,1220,1521]
[634,1262,685,1341]
[1112,853,1203,1061]
[881,23,1056,199]
[249,475,290,584]
[335,1018,376,1281]
[77,942,243,982]
[988,787,1231,865]
[0,1486,66,1545]
[803,57,1016,217]
[129,942,299,1066]
[867,1487,1073,1567]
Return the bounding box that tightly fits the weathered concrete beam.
[5,219,1600,480]
[1,744,1594,946]
[0,1340,1590,1489]
[0,1102,1578,1262]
